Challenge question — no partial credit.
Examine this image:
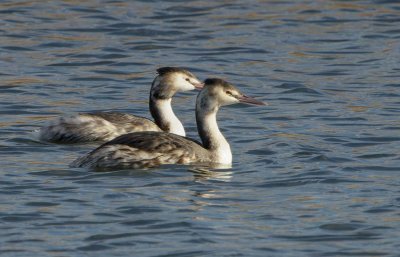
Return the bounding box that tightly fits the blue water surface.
[1,1,400,256]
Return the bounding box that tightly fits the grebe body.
[39,67,202,143]
[71,78,266,170]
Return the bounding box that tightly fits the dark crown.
[204,78,229,86]
[157,67,187,76]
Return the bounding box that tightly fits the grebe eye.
[226,90,233,96]
[185,78,190,82]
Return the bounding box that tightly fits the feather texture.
[38,67,202,143]
[39,113,161,143]
[71,131,209,169]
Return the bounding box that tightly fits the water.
[1,0,400,256]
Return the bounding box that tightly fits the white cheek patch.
[175,75,195,92]
[220,94,239,106]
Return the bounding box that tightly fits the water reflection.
[189,166,233,182]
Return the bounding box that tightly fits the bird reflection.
[188,163,233,182]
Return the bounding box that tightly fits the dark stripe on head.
[204,78,229,86]
[157,67,194,77]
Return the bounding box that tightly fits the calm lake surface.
[1,0,400,256]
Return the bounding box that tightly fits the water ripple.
[1,0,400,256]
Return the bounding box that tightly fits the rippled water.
[1,0,400,256]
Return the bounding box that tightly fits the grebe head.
[198,78,266,111]
[151,67,203,99]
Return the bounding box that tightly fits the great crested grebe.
[39,67,203,143]
[71,78,266,170]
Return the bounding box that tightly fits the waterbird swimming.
[71,78,266,170]
[38,67,203,143]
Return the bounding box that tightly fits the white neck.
[196,109,232,164]
[149,76,185,137]
[152,98,186,137]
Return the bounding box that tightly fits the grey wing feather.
[105,131,203,152]
[71,131,209,170]
[85,112,161,133]
[90,112,151,124]
[39,112,161,143]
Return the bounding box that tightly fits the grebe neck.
[149,77,185,136]
[196,100,232,164]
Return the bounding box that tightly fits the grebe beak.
[193,82,204,90]
[238,94,267,106]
